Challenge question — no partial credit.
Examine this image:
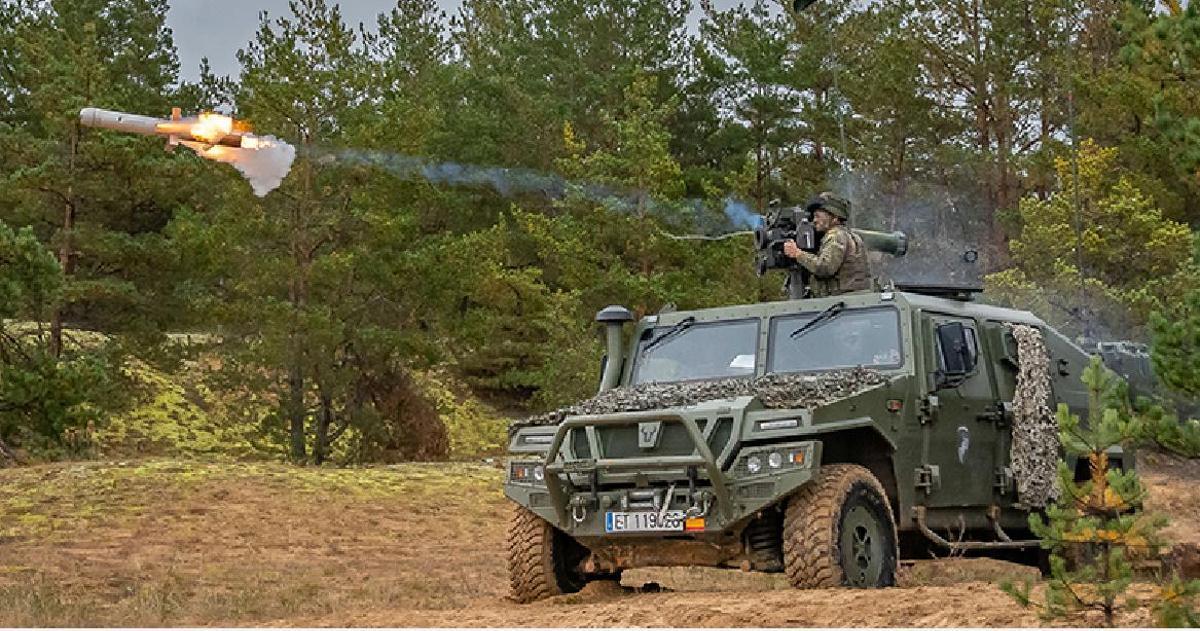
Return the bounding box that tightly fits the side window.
[963,326,979,368]
[933,319,980,373]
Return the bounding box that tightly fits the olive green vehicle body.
[504,288,1130,571]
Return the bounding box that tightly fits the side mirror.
[936,322,976,380]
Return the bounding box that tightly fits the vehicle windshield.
[631,319,758,385]
[768,307,903,373]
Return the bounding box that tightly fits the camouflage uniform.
[788,193,871,298]
[794,225,871,297]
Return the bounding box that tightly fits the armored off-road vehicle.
[504,283,1126,603]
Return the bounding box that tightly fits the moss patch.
[94,358,277,460]
[414,369,510,460]
[0,459,503,542]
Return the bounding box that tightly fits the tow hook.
[687,491,713,518]
[569,495,593,523]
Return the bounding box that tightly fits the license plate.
[605,510,686,533]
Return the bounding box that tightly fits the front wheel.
[506,505,588,603]
[783,464,898,588]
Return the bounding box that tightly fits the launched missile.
[79,107,271,150]
[79,106,296,196]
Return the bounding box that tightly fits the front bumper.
[505,464,818,538]
[505,404,822,536]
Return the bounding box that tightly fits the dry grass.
[0,459,1048,628]
[0,454,1194,627]
[0,460,508,626]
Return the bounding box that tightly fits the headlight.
[737,442,814,476]
[508,460,544,483]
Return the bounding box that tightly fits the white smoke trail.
[317,147,762,236]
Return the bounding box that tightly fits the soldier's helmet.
[806,192,851,221]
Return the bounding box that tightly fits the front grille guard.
[542,409,732,526]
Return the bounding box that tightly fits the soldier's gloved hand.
[782,239,803,259]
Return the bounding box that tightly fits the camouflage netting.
[1009,324,1061,508]
[512,367,888,432]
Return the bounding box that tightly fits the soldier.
[782,192,871,298]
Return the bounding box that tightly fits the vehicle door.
[981,320,1023,508]
[919,313,1000,509]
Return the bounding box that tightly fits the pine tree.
[1150,281,1200,400]
[1117,3,1200,223]
[1004,356,1199,626]
[695,0,807,210]
[0,221,120,457]
[985,140,1196,339]
[180,0,449,464]
[0,0,202,353]
[1146,278,1200,457]
[877,0,1078,259]
[447,0,689,173]
[221,0,371,463]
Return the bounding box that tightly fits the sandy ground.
[1140,451,1200,546]
[0,453,1194,627]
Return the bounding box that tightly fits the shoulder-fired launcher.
[754,204,907,275]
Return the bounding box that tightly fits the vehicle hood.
[510,367,890,436]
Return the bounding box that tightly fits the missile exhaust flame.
[79,107,295,196]
[189,112,234,144]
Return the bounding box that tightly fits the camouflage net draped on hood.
[1008,324,1061,508]
[513,367,888,432]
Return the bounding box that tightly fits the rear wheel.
[506,505,588,603]
[783,464,898,588]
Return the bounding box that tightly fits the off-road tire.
[507,504,587,603]
[783,463,898,588]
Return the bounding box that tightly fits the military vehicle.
[503,221,1128,602]
[1091,340,1199,421]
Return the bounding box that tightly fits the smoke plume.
[199,135,296,197]
[723,199,764,230]
[826,169,987,288]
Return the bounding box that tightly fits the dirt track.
[315,566,1053,628]
[0,454,1194,627]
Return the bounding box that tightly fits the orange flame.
[190,112,234,144]
[240,135,271,150]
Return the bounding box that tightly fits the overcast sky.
[166,0,746,82]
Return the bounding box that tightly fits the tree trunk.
[287,358,306,462]
[890,135,908,231]
[992,122,1013,262]
[286,153,315,464]
[50,205,70,358]
[51,128,79,358]
[313,389,333,465]
[0,435,19,466]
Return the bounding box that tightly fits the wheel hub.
[840,504,883,587]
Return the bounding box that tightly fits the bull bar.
[540,409,732,526]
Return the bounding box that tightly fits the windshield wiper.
[789,301,846,340]
[640,316,696,355]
